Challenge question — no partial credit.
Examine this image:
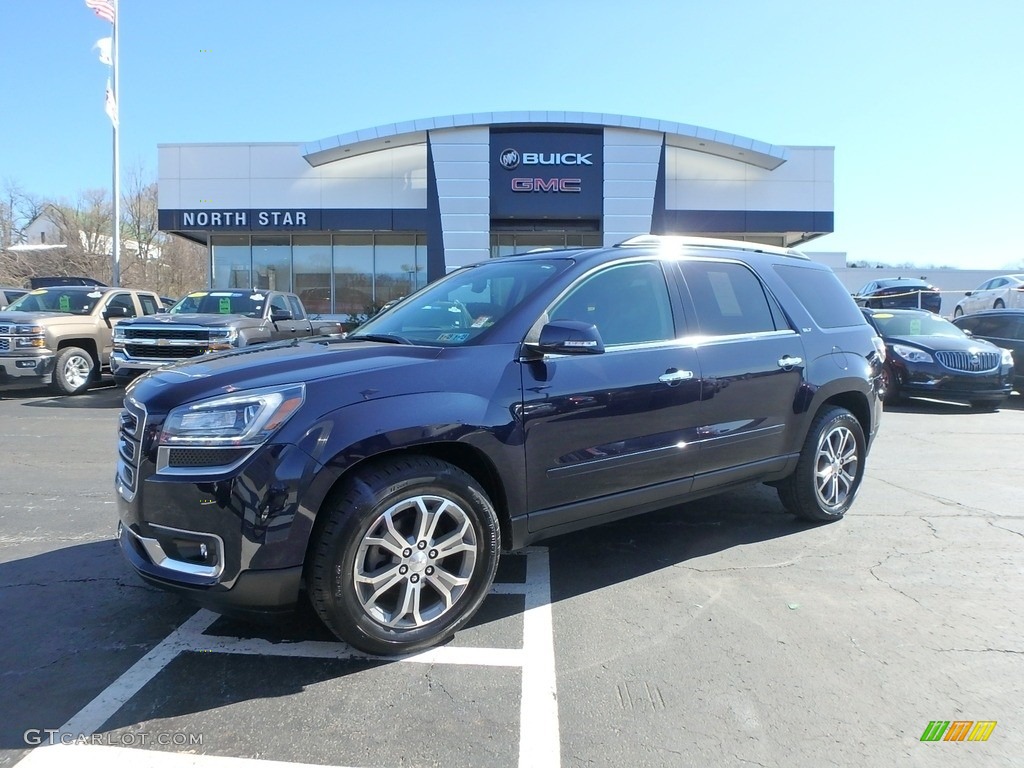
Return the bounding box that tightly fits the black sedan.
[853,278,942,313]
[952,309,1024,391]
[861,308,1014,409]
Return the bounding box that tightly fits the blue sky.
[2,0,1022,268]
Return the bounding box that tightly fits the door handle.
[777,356,803,369]
[659,369,694,384]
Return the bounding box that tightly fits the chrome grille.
[117,399,146,501]
[0,324,12,334]
[0,339,8,352]
[935,350,1000,372]
[125,343,205,359]
[125,327,209,341]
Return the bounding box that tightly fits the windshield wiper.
[350,333,412,345]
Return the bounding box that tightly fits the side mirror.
[965,291,973,296]
[270,308,293,322]
[103,305,129,319]
[530,320,605,355]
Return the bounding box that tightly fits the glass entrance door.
[489,231,603,259]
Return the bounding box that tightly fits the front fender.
[281,390,525,566]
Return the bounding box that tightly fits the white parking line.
[15,547,561,768]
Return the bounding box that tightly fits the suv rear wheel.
[308,456,500,655]
[776,406,866,522]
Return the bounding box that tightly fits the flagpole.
[111,0,120,285]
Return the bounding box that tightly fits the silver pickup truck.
[110,289,341,383]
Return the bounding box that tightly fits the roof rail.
[616,234,808,260]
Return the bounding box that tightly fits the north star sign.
[181,210,308,227]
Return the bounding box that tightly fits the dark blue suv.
[116,237,884,654]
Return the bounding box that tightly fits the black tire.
[777,406,866,522]
[878,363,902,405]
[994,299,1005,310]
[969,399,1002,412]
[51,346,96,395]
[953,306,964,318]
[308,456,500,655]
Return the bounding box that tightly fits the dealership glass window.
[252,236,291,291]
[489,231,602,259]
[211,235,251,289]
[374,234,422,308]
[293,235,332,314]
[332,234,375,317]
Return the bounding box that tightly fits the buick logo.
[499,148,520,170]
[970,353,980,369]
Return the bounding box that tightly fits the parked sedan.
[952,309,1024,391]
[853,278,942,313]
[861,308,1014,410]
[952,274,1024,317]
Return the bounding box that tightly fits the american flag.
[85,0,116,25]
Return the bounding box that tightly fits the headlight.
[15,324,43,335]
[208,328,238,350]
[160,384,305,447]
[1002,348,1015,366]
[15,337,46,348]
[113,327,126,341]
[892,344,933,363]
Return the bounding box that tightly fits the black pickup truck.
[110,289,341,383]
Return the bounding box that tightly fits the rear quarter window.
[774,265,866,329]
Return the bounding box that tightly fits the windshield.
[350,258,569,345]
[870,312,964,338]
[171,291,266,317]
[6,289,103,315]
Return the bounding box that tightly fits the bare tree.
[1,176,207,294]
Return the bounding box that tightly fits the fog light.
[16,360,38,368]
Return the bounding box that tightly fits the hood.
[120,313,251,328]
[0,310,78,324]
[885,334,1000,353]
[127,337,445,412]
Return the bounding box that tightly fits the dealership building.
[157,111,834,315]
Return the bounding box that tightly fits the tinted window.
[550,261,674,345]
[774,265,866,328]
[172,291,265,316]
[139,294,159,316]
[287,295,305,319]
[270,294,289,314]
[107,293,138,318]
[681,261,776,336]
[957,315,1015,339]
[8,289,102,315]
[870,312,963,338]
[352,259,569,346]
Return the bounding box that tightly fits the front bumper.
[110,350,168,377]
[115,397,322,614]
[0,353,55,390]
[895,360,1014,402]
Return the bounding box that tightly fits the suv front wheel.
[776,406,866,522]
[308,456,500,655]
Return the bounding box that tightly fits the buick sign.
[499,148,520,170]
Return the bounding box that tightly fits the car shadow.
[0,484,814,748]
[884,396,1013,414]
[7,381,124,410]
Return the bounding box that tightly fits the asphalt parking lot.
[1,383,1021,768]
